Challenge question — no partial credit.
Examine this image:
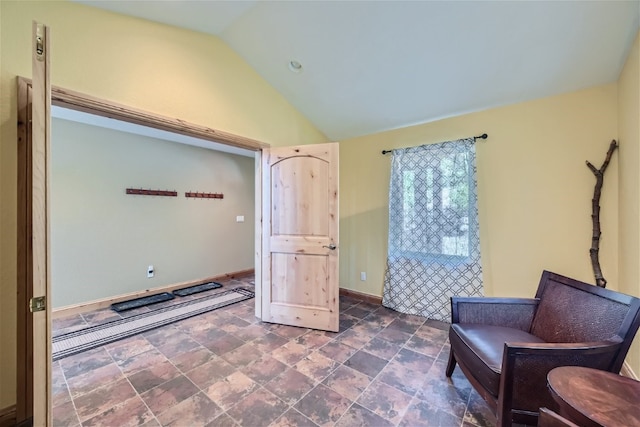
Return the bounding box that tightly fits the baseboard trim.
[52,269,254,319]
[339,288,383,305]
[0,405,16,427]
[621,361,638,380]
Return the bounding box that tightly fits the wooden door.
[261,143,339,332]
[31,21,52,426]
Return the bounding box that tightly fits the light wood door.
[31,21,52,426]
[261,143,339,332]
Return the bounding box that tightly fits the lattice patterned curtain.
[382,138,483,321]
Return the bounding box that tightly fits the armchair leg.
[445,350,457,377]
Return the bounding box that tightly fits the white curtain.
[382,138,483,321]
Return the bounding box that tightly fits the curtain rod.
[381,133,488,155]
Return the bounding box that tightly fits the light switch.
[236,215,245,223]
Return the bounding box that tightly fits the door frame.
[16,80,268,424]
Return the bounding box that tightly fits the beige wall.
[1,0,638,413]
[51,118,255,308]
[340,84,619,300]
[618,31,640,376]
[0,1,326,409]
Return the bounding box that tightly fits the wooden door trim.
[254,151,263,319]
[16,77,269,424]
[18,78,268,152]
[16,75,33,425]
[30,21,52,426]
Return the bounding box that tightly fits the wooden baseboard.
[621,361,638,380]
[0,405,16,427]
[219,269,254,280]
[339,288,382,305]
[52,269,254,319]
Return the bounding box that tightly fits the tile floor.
[51,277,496,427]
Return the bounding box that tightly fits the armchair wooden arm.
[498,340,624,426]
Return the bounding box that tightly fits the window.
[397,148,472,260]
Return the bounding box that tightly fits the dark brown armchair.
[446,270,640,427]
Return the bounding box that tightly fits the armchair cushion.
[450,324,545,396]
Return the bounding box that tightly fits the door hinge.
[30,296,46,312]
[35,24,45,60]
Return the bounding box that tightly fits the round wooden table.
[547,366,640,427]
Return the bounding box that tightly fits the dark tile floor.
[51,277,495,426]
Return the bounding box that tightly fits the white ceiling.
[76,0,640,141]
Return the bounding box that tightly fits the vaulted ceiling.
[76,1,640,141]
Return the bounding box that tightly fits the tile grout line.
[56,359,83,427]
[146,334,203,425]
[331,314,396,426]
[53,279,491,427]
[316,306,417,426]
[344,315,428,426]
[106,338,161,427]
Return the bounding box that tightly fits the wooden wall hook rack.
[126,188,178,197]
[185,191,224,199]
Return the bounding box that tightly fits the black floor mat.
[111,292,174,312]
[173,281,223,297]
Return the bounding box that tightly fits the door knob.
[323,243,337,250]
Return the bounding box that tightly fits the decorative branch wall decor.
[185,192,224,199]
[586,140,618,288]
[126,188,177,197]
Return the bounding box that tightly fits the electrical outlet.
[147,265,154,278]
[360,271,367,281]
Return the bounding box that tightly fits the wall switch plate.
[236,215,245,223]
[147,265,154,278]
[360,272,366,281]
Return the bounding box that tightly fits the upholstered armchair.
[446,271,640,426]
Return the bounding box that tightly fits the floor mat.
[172,281,222,297]
[52,287,254,361]
[111,292,174,312]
